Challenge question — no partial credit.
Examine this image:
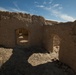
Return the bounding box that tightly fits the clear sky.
[0,0,76,22]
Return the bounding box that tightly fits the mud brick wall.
[0,11,76,72]
[0,11,45,47]
[43,22,76,72]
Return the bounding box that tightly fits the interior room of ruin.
[0,11,76,74]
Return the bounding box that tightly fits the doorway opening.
[52,35,61,59]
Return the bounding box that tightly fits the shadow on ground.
[0,47,76,75]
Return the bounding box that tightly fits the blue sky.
[0,0,76,22]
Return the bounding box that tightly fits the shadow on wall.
[0,47,76,75]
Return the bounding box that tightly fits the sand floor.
[0,47,76,75]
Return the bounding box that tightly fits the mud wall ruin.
[43,22,76,71]
[0,11,45,47]
[0,11,76,72]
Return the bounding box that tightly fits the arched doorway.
[15,28,29,47]
[52,35,61,59]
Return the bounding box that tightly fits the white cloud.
[53,4,63,10]
[44,7,52,10]
[0,7,8,11]
[61,15,75,21]
[36,2,76,22]
[11,8,28,13]
[12,2,29,13]
[52,10,75,21]
[58,7,63,9]
[13,2,20,10]
[53,4,59,8]
[0,7,28,13]
[43,0,53,5]
[0,2,28,13]
[49,1,52,4]
[36,5,44,8]
[49,0,53,4]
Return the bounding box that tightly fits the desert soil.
[0,47,76,75]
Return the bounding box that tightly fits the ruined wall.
[43,21,76,72]
[1,11,76,72]
[0,11,45,47]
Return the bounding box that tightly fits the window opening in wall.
[16,28,29,46]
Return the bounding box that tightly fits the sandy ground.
[0,47,76,75]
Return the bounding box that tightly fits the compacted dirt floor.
[0,46,76,75]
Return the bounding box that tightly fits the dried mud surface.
[0,47,76,75]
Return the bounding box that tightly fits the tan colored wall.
[0,11,45,47]
[43,22,76,72]
[0,11,76,72]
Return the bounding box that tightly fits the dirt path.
[0,47,76,75]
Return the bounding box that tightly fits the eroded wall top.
[0,11,59,26]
